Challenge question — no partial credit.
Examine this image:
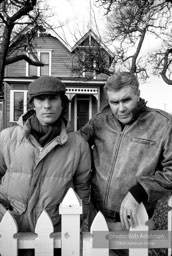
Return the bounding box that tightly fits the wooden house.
[3,29,113,131]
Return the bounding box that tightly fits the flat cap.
[28,76,65,102]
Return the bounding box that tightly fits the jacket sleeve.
[0,131,7,180]
[79,119,95,146]
[73,136,91,220]
[137,121,172,202]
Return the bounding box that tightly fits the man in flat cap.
[0,76,91,256]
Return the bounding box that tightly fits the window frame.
[10,90,28,122]
[26,49,52,77]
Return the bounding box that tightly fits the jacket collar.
[17,110,70,146]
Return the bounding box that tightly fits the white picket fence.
[0,188,171,256]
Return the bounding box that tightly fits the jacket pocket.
[130,137,156,145]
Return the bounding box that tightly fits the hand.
[120,192,139,229]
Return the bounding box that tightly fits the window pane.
[40,65,49,76]
[28,53,37,76]
[14,92,24,121]
[40,53,49,75]
[40,53,49,64]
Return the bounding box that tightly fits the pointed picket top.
[91,211,109,232]
[0,210,18,234]
[130,202,148,231]
[61,187,81,207]
[0,211,18,256]
[35,210,53,234]
[90,211,109,256]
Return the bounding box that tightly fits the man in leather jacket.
[80,71,172,256]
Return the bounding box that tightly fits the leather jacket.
[80,104,172,218]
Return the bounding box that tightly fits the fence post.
[59,187,82,256]
[35,210,54,256]
[168,196,172,256]
[90,211,109,256]
[0,211,18,256]
[129,202,149,256]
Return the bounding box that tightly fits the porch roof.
[4,76,107,85]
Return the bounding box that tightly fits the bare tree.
[96,0,172,84]
[71,36,113,78]
[0,0,51,96]
[96,0,172,13]
[67,5,113,79]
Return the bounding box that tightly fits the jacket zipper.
[103,126,128,209]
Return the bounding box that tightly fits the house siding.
[6,35,73,78]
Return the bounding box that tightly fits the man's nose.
[44,99,51,108]
[119,102,126,112]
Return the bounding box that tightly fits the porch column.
[66,93,75,122]
[93,87,100,113]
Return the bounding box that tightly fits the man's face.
[33,94,63,125]
[106,85,140,125]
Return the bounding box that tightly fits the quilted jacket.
[0,112,91,231]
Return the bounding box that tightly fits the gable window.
[40,52,50,75]
[10,90,28,122]
[26,50,52,77]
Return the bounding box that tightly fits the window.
[26,50,52,76]
[40,52,49,76]
[10,90,28,122]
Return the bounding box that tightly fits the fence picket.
[59,188,82,256]
[129,203,149,256]
[0,189,171,256]
[90,211,109,256]
[35,210,54,256]
[168,196,172,256]
[0,211,18,256]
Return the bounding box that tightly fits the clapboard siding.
[6,59,26,77]
[6,35,73,77]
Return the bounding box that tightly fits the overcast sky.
[47,0,106,46]
[46,0,172,113]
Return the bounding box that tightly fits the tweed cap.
[28,76,66,102]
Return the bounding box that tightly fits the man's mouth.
[118,114,129,118]
[43,113,54,116]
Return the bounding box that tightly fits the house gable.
[71,29,113,78]
[5,34,73,78]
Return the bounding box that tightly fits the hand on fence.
[120,192,139,230]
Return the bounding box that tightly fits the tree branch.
[131,28,147,73]
[160,48,172,85]
[5,54,44,66]
[10,0,37,23]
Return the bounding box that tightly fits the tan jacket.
[0,113,91,231]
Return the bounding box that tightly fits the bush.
[149,194,172,256]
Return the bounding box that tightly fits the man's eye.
[36,96,46,101]
[110,101,118,105]
[50,96,58,100]
[123,99,130,103]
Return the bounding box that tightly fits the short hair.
[104,72,139,94]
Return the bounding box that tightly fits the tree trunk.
[0,24,13,97]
